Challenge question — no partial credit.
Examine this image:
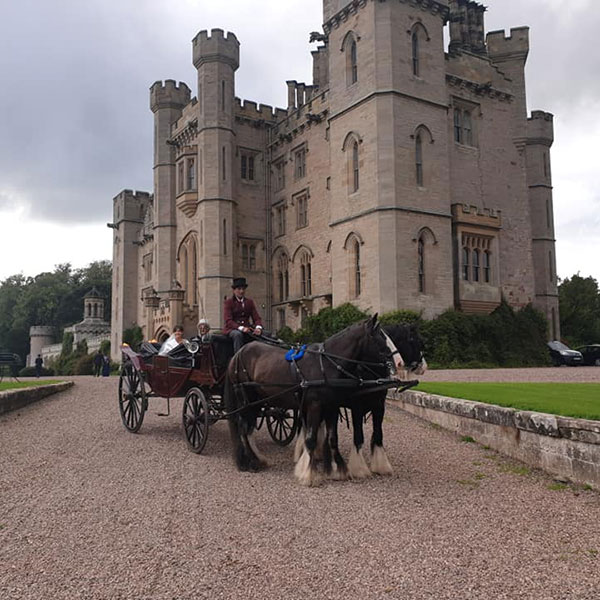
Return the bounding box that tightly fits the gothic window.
[223,219,227,255]
[453,105,476,147]
[143,253,153,283]
[274,159,285,191]
[275,204,286,237]
[241,243,257,271]
[483,250,491,283]
[415,133,423,186]
[276,252,289,301]
[412,31,419,76]
[472,248,480,282]
[349,40,358,84]
[549,250,553,283]
[418,236,425,293]
[178,234,198,305]
[241,153,255,181]
[546,198,551,229]
[353,239,361,297]
[300,252,312,296]
[178,160,185,194]
[221,146,227,181]
[294,147,306,179]
[186,157,196,190]
[462,246,470,281]
[296,193,308,229]
[352,141,359,192]
[221,80,225,110]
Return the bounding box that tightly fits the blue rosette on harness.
[285,344,307,362]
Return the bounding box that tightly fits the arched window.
[178,234,198,305]
[354,240,361,297]
[352,141,359,192]
[473,248,480,282]
[300,252,312,296]
[350,40,358,84]
[462,247,470,281]
[412,31,419,76]
[418,236,425,292]
[276,252,289,301]
[415,133,423,186]
[344,33,358,86]
[549,250,553,283]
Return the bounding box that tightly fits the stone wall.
[394,390,600,489]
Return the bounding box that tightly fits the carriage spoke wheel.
[183,387,209,454]
[266,407,298,446]
[118,362,147,433]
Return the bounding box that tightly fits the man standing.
[34,354,43,378]
[223,277,263,352]
[93,350,103,377]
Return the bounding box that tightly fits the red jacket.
[223,296,263,334]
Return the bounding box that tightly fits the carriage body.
[118,340,298,454]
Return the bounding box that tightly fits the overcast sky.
[1,0,598,284]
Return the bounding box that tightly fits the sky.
[1,0,598,283]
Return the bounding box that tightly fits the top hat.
[232,277,248,289]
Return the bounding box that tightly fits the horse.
[347,323,427,477]
[223,315,399,486]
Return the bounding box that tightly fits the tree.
[559,274,600,346]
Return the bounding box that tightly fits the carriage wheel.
[266,407,298,446]
[183,387,209,454]
[118,362,147,433]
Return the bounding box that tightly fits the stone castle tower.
[110,0,559,360]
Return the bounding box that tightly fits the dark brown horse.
[223,315,398,485]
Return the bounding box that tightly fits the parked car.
[576,344,600,366]
[547,341,584,366]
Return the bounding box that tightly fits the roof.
[84,286,103,299]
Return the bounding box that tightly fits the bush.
[100,339,111,356]
[379,310,422,326]
[73,353,94,375]
[18,366,55,377]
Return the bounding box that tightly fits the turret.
[150,80,191,295]
[28,326,55,366]
[486,28,529,125]
[526,110,558,337]
[449,0,486,55]
[191,29,239,326]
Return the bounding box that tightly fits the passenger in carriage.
[197,319,213,343]
[158,325,187,356]
[223,277,263,353]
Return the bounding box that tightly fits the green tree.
[559,274,600,346]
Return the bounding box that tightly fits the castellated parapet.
[150,80,191,112]
[486,27,529,60]
[192,29,239,70]
[527,111,554,145]
[234,98,287,122]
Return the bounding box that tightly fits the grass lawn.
[415,382,600,421]
[0,380,59,392]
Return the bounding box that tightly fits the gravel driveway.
[1,374,600,599]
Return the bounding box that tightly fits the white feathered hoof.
[294,449,322,487]
[331,461,349,481]
[293,429,306,463]
[347,447,371,479]
[370,445,393,475]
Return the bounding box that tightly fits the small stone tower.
[192,29,240,319]
[150,80,191,294]
[28,326,55,366]
[526,110,559,339]
[83,287,105,321]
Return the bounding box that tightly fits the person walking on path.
[34,354,43,378]
[93,351,103,377]
[101,354,110,377]
[223,277,263,352]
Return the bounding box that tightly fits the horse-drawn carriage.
[118,337,299,454]
[119,317,426,485]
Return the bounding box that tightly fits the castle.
[110,0,559,360]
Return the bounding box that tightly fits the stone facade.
[110,0,559,361]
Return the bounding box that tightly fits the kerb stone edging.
[389,390,600,489]
[0,382,74,415]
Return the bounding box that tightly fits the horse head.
[383,323,427,379]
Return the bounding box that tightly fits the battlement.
[150,80,191,113]
[527,110,554,145]
[486,27,529,61]
[234,98,287,122]
[452,203,502,229]
[29,325,55,338]
[192,29,239,70]
[114,190,151,203]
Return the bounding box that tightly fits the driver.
[158,325,187,356]
[223,277,263,352]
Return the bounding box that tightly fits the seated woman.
[158,325,187,356]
